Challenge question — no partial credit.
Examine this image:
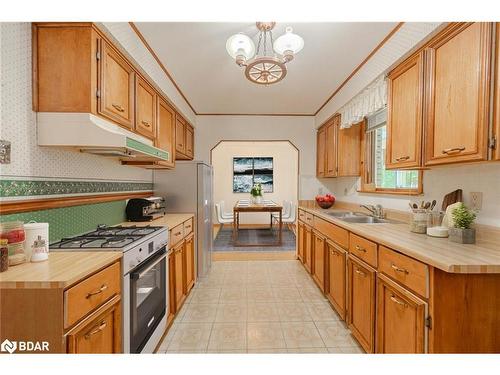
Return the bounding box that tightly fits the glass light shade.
[226,33,255,59]
[273,26,304,55]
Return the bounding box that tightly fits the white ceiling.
[134,22,397,115]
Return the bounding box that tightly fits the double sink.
[324,210,399,224]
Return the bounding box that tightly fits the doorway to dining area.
[210,141,299,260]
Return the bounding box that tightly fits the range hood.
[37,113,169,162]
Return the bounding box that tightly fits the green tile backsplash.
[0,200,128,243]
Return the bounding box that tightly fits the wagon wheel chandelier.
[226,22,304,85]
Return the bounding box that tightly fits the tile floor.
[157,260,364,354]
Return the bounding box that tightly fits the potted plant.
[449,203,477,244]
[250,183,263,204]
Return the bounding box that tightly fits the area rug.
[214,227,296,252]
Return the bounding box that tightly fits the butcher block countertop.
[0,251,122,289]
[120,213,194,230]
[300,207,500,274]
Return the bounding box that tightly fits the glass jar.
[426,211,449,238]
[410,209,427,234]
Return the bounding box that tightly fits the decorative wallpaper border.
[0,179,153,198]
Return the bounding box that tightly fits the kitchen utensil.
[430,200,437,211]
[412,203,418,209]
[441,189,463,211]
[424,202,431,210]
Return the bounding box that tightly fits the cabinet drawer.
[298,209,306,222]
[183,218,194,236]
[170,223,184,247]
[378,246,428,298]
[314,216,348,249]
[349,233,377,268]
[64,262,121,328]
[304,212,314,225]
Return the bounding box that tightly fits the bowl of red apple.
[315,194,335,209]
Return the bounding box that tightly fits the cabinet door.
[304,226,313,273]
[157,98,176,168]
[316,127,326,177]
[66,298,121,354]
[185,125,194,158]
[424,23,492,166]
[376,275,427,353]
[184,235,195,292]
[326,241,346,320]
[386,53,424,169]
[337,120,361,176]
[347,256,376,353]
[297,222,305,262]
[312,232,326,292]
[325,120,337,177]
[135,76,156,139]
[99,42,135,129]
[493,23,500,161]
[168,251,176,321]
[174,242,186,308]
[175,116,186,155]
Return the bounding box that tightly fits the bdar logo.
[1,339,17,354]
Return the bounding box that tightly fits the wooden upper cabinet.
[424,22,492,166]
[135,76,156,139]
[175,116,186,155]
[186,125,194,158]
[98,41,135,130]
[386,52,424,169]
[156,97,176,167]
[325,120,337,177]
[337,120,361,176]
[326,240,346,320]
[376,275,427,353]
[493,23,500,161]
[316,126,327,177]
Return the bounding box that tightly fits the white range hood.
[37,113,169,162]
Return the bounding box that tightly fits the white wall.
[195,115,334,200]
[212,141,298,224]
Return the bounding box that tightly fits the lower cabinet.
[167,249,176,323]
[174,241,186,309]
[184,233,195,292]
[376,274,427,353]
[347,256,376,353]
[312,231,326,292]
[304,225,313,273]
[297,222,305,262]
[66,296,121,354]
[326,240,346,320]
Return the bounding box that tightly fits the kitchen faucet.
[360,204,385,219]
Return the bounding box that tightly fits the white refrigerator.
[154,161,213,278]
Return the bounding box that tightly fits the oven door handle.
[131,253,167,280]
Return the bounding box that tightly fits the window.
[361,121,422,195]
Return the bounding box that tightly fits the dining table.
[233,200,283,247]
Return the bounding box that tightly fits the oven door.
[129,248,166,353]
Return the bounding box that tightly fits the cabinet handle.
[174,231,182,236]
[355,268,366,277]
[442,146,465,155]
[112,103,125,112]
[391,263,409,274]
[85,320,107,339]
[86,284,108,299]
[390,294,408,308]
[141,120,151,128]
[395,155,410,162]
[355,245,366,253]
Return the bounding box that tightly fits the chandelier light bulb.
[273,26,305,56]
[226,33,255,60]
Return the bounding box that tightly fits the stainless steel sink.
[325,211,354,218]
[339,215,397,224]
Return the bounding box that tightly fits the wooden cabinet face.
[386,53,424,169]
[347,256,376,353]
[376,276,427,353]
[175,117,186,154]
[297,222,305,262]
[168,251,176,320]
[326,242,346,319]
[184,235,195,293]
[304,226,313,273]
[157,98,176,167]
[67,300,121,354]
[313,233,326,292]
[186,126,194,158]
[135,76,156,139]
[337,121,361,176]
[316,127,326,177]
[424,23,491,166]
[494,23,500,161]
[325,121,337,177]
[174,243,186,307]
[99,42,135,129]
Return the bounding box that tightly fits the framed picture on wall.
[233,157,273,193]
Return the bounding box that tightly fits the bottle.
[0,239,8,272]
[30,235,48,262]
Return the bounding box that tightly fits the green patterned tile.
[0,201,127,243]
